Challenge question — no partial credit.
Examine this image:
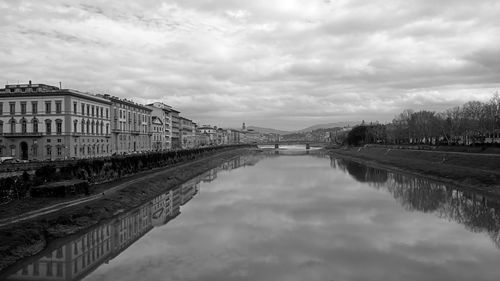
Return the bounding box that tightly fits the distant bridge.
[257,141,328,149]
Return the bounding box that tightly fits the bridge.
[257,141,328,149]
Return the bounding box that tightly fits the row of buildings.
[0,82,276,161]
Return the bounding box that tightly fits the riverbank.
[0,147,256,271]
[328,146,500,193]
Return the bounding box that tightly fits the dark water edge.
[3,150,500,281]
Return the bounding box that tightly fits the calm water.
[4,149,500,281]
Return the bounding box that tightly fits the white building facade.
[0,83,112,160]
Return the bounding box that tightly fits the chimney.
[29,80,32,86]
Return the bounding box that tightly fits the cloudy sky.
[1,0,499,130]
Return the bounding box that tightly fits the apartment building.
[180,117,196,149]
[170,109,181,149]
[0,82,112,160]
[146,102,173,150]
[103,95,152,154]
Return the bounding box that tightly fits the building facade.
[180,117,196,149]
[103,95,152,155]
[146,102,173,150]
[170,109,181,149]
[151,116,163,151]
[0,82,112,160]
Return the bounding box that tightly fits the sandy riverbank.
[0,147,256,271]
[328,146,500,193]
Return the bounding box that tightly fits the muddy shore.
[0,147,256,271]
[329,147,500,194]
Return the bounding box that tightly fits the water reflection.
[5,153,500,281]
[332,157,500,248]
[2,156,255,281]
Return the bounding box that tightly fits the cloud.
[1,0,500,130]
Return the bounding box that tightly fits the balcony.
[3,132,44,138]
[131,130,141,135]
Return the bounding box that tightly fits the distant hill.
[295,121,360,133]
[246,126,291,135]
[241,122,360,135]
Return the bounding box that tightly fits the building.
[151,116,163,151]
[0,82,112,160]
[198,125,216,145]
[103,95,152,155]
[180,117,196,149]
[170,109,181,149]
[146,102,173,150]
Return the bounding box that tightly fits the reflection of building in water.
[6,180,197,281]
[5,155,261,281]
[180,180,199,206]
[112,203,153,257]
[202,168,218,183]
[8,222,114,281]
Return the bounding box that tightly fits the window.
[74,120,78,132]
[56,121,62,134]
[91,121,94,134]
[32,102,38,114]
[56,248,63,258]
[10,120,15,133]
[0,102,3,115]
[100,107,103,118]
[86,121,90,134]
[74,145,77,155]
[33,262,39,276]
[45,102,51,114]
[33,119,38,133]
[47,146,52,156]
[81,104,85,115]
[92,106,94,117]
[33,145,37,157]
[0,122,3,134]
[57,262,63,277]
[74,102,77,114]
[106,108,109,119]
[55,101,62,114]
[46,122,52,135]
[57,147,62,156]
[81,121,84,134]
[21,102,26,115]
[106,124,109,134]
[87,105,90,116]
[21,120,27,133]
[9,102,15,115]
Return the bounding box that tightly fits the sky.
[1,0,500,131]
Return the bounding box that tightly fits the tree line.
[0,144,253,202]
[346,93,500,146]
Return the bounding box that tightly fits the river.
[3,147,500,281]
